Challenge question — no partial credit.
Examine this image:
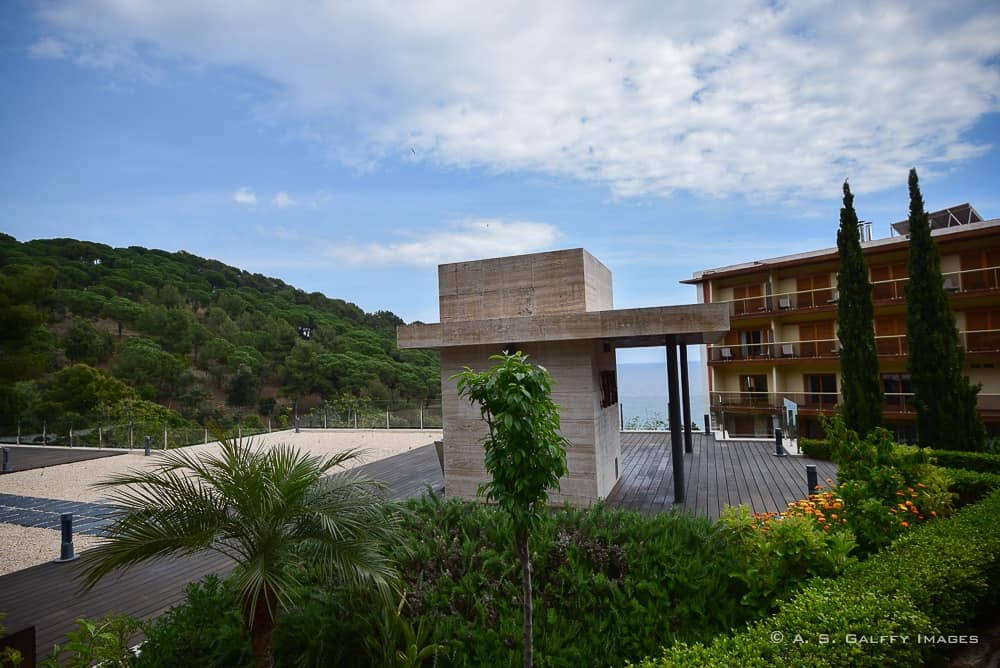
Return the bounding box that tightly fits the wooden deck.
[0,446,125,474]
[0,435,835,661]
[608,432,838,517]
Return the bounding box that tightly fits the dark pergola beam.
[666,335,685,503]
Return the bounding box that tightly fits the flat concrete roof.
[397,302,730,349]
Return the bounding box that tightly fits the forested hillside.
[0,234,440,439]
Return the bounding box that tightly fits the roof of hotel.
[683,215,1000,284]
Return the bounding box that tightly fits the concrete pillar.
[680,344,693,454]
[666,336,685,503]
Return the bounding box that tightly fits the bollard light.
[55,513,79,562]
[774,428,786,456]
[144,435,152,456]
[1,447,10,473]
[806,464,819,497]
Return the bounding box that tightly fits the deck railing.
[710,391,1000,415]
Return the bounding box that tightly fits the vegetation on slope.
[0,234,439,436]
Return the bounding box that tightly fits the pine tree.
[836,181,882,435]
[904,169,985,450]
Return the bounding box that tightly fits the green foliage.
[43,614,141,668]
[634,489,1000,668]
[37,364,137,417]
[82,438,403,668]
[453,352,570,530]
[0,612,24,667]
[904,169,985,451]
[718,506,855,618]
[836,181,883,435]
[0,236,440,430]
[926,449,1000,473]
[939,468,1000,506]
[798,437,831,460]
[823,415,954,555]
[398,494,748,667]
[135,576,251,668]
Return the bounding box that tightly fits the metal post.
[665,336,685,503]
[16,420,20,445]
[98,425,103,448]
[323,411,327,429]
[204,427,209,444]
[620,402,624,430]
[420,406,424,430]
[268,417,271,433]
[704,414,711,435]
[144,435,151,457]
[69,427,74,447]
[386,407,390,430]
[164,424,168,449]
[680,344,693,453]
[42,421,47,446]
[806,464,819,496]
[55,513,78,562]
[354,411,358,430]
[774,428,786,457]
[2,447,11,473]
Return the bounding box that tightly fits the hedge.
[941,468,1000,506]
[799,438,832,461]
[929,450,1000,474]
[631,488,1000,668]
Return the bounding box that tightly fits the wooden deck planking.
[608,432,837,517]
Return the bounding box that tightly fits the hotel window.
[740,374,768,404]
[870,262,908,301]
[804,374,837,409]
[881,373,912,406]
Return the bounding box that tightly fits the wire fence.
[1,402,444,450]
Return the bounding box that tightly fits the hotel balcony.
[708,329,1000,364]
[718,264,1000,320]
[709,391,1000,419]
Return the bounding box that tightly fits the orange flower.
[917,483,926,488]
[901,521,909,528]
[931,511,937,517]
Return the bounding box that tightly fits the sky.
[1,1,999,364]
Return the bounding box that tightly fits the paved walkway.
[0,494,115,535]
[0,445,125,474]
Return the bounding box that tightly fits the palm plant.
[81,438,403,668]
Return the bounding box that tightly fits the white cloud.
[34,1,1000,200]
[28,36,68,59]
[271,191,296,207]
[327,219,561,266]
[232,186,256,205]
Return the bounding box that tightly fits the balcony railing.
[709,329,1000,363]
[709,391,1000,415]
[718,264,1000,317]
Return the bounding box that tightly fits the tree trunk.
[244,588,277,668]
[517,528,533,668]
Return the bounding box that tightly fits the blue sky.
[2,1,999,364]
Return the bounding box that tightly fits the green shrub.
[718,506,855,618]
[799,438,831,460]
[136,576,251,668]
[399,494,750,667]
[942,467,1000,506]
[927,449,1000,474]
[632,489,1000,668]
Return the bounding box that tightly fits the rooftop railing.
[709,391,1000,415]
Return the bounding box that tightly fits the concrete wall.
[438,248,613,323]
[440,339,620,507]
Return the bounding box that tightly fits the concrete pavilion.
[397,248,730,506]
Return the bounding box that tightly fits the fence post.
[164,424,168,450]
[204,427,208,444]
[55,514,78,562]
[129,421,133,449]
[386,407,390,430]
[354,411,358,430]
[420,406,424,430]
[268,417,271,433]
[69,427,74,447]
[98,425,103,448]
[15,420,20,445]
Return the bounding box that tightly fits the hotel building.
[685,204,1000,440]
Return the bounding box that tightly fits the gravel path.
[0,429,441,574]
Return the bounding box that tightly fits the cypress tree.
[836,181,882,435]
[904,168,985,450]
